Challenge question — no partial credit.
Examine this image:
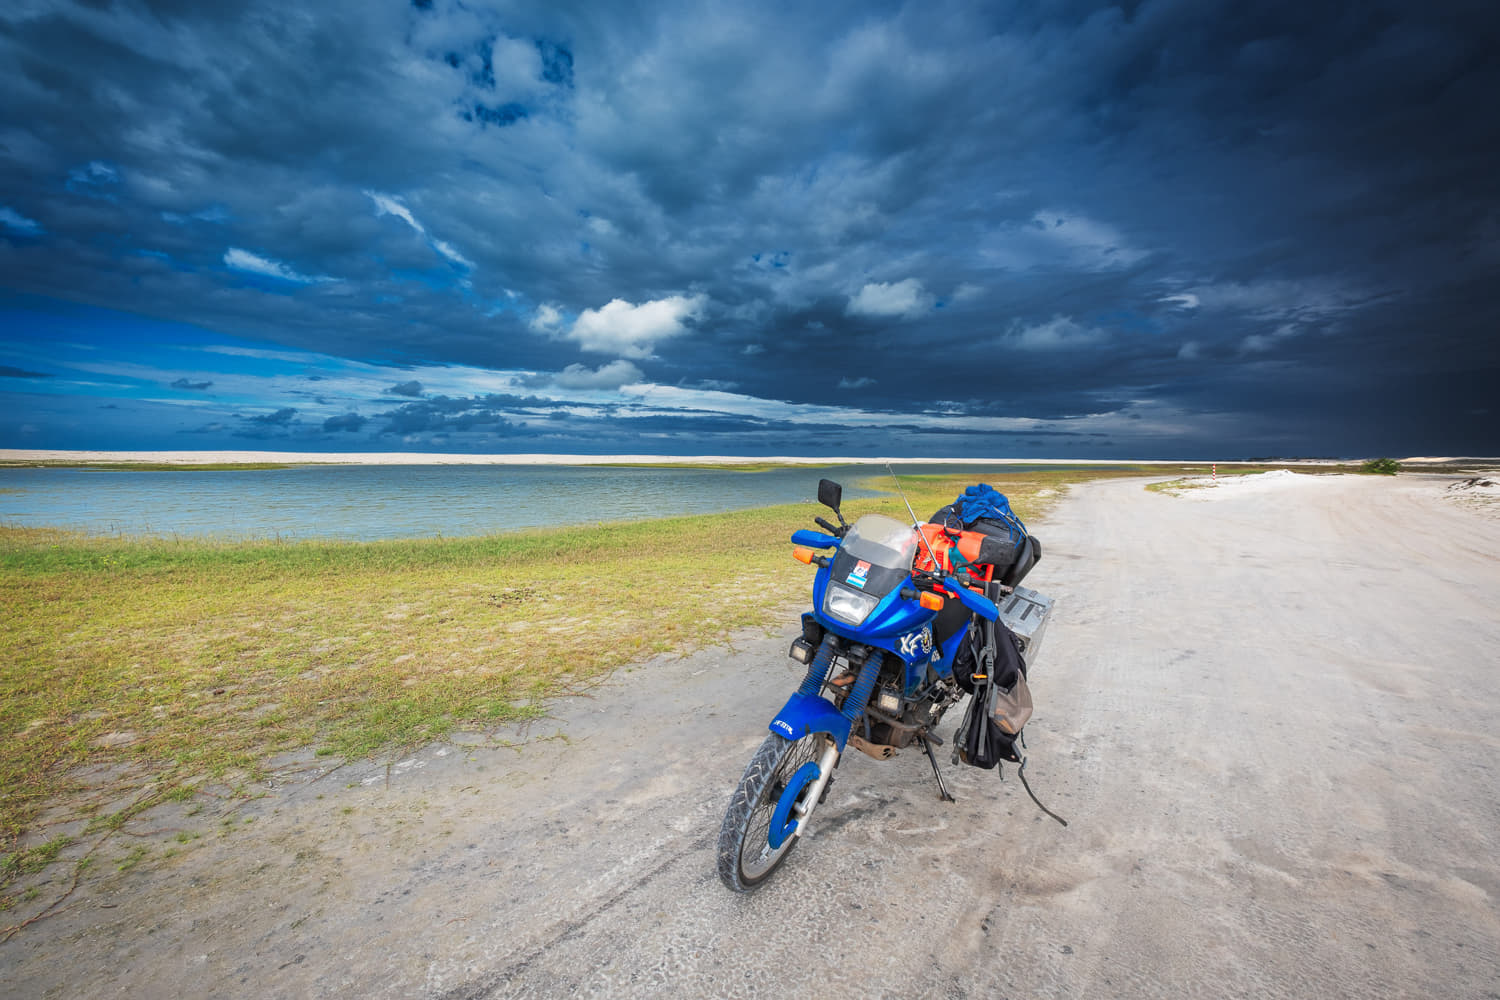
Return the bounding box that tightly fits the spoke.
[738,734,823,880]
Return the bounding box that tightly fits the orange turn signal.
[919,591,945,611]
[792,547,814,564]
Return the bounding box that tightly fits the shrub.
[1361,457,1400,475]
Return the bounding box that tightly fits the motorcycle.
[715,476,1056,892]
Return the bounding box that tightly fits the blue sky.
[1,0,1496,457]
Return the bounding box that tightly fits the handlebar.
[910,569,998,619]
[790,528,840,549]
[944,575,999,620]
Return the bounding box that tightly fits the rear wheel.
[716,732,825,891]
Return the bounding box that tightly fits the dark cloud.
[323,413,367,433]
[246,407,298,426]
[170,377,213,390]
[1,365,50,378]
[375,396,524,436]
[0,0,1496,456]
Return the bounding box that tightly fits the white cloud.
[366,190,422,232]
[614,380,1163,443]
[1177,341,1202,360]
[741,344,765,356]
[1009,315,1108,351]
[1161,293,1200,310]
[951,282,984,303]
[846,278,933,319]
[553,360,643,390]
[1030,210,1147,269]
[0,206,42,235]
[431,238,473,268]
[487,34,545,94]
[586,216,618,237]
[529,303,564,333]
[223,247,325,283]
[365,190,472,269]
[199,344,326,363]
[839,376,876,389]
[566,294,707,359]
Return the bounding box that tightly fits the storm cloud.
[1,0,1496,457]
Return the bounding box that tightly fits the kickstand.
[918,734,956,803]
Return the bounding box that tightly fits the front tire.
[716,732,825,892]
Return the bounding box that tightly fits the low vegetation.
[1360,457,1401,475]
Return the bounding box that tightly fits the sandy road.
[4,473,1499,999]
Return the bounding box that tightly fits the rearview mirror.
[817,479,842,512]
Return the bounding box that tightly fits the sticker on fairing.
[847,560,871,589]
[899,626,934,659]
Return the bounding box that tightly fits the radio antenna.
[886,463,943,573]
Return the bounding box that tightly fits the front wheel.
[716,732,825,892]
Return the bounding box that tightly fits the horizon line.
[3,449,1481,466]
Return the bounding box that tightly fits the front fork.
[790,738,841,837]
[778,642,886,843]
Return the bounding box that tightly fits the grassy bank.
[0,463,1316,901]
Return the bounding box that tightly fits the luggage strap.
[976,612,1067,827]
[1016,755,1068,827]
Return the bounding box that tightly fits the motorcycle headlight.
[824,583,879,625]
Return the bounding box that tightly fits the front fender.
[768,692,853,752]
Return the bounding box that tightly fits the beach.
[2,470,1497,998]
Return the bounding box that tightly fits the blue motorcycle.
[716,477,1053,891]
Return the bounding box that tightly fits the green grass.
[0,462,1327,887]
[0,835,71,887]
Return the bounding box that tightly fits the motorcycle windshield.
[822,514,919,626]
[840,514,920,571]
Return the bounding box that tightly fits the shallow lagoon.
[0,462,1097,541]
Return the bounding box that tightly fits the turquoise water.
[0,463,1091,541]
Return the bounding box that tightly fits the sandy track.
[4,474,1498,998]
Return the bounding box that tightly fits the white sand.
[1166,467,1328,498]
[1443,474,1500,516]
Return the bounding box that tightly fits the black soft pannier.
[930,504,1042,589]
[952,616,1031,767]
[951,614,1027,693]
